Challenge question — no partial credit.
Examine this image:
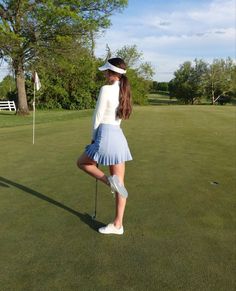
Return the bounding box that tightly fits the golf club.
[92,163,98,219]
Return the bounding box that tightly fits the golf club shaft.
[94,163,98,218]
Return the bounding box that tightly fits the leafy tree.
[0,0,128,114]
[115,45,142,68]
[203,58,236,104]
[26,39,99,110]
[152,81,158,92]
[0,75,16,99]
[126,69,150,105]
[169,60,208,104]
[116,45,155,104]
[169,62,195,104]
[169,58,235,105]
[151,81,169,92]
[138,62,155,80]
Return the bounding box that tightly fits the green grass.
[0,109,93,128]
[148,93,178,105]
[1,106,236,290]
[148,93,236,106]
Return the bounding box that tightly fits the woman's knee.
[76,157,83,169]
[77,154,86,170]
[76,153,95,170]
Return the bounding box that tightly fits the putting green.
[0,105,235,290]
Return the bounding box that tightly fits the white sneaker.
[108,175,128,198]
[98,223,124,235]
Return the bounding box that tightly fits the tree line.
[167,58,235,105]
[1,1,234,111]
[150,58,236,105]
[0,44,154,110]
[0,0,154,114]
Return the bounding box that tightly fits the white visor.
[99,61,126,74]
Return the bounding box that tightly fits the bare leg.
[77,152,109,186]
[109,163,127,228]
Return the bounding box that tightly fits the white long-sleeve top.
[92,80,121,140]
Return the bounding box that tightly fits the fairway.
[0,106,235,290]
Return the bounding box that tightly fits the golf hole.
[210,181,219,185]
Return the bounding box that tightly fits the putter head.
[91,214,96,220]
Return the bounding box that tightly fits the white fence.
[0,101,16,111]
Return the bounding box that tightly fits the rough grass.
[0,105,235,290]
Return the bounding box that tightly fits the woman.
[77,57,132,235]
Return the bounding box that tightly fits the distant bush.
[151,81,169,93]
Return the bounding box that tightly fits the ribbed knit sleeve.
[92,86,108,140]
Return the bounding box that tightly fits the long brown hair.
[107,58,132,119]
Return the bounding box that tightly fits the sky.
[95,0,236,81]
[0,0,235,82]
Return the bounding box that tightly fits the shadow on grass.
[0,181,10,187]
[0,176,105,232]
[0,111,16,116]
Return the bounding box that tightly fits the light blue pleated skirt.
[85,124,133,166]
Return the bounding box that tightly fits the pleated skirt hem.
[85,124,132,166]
